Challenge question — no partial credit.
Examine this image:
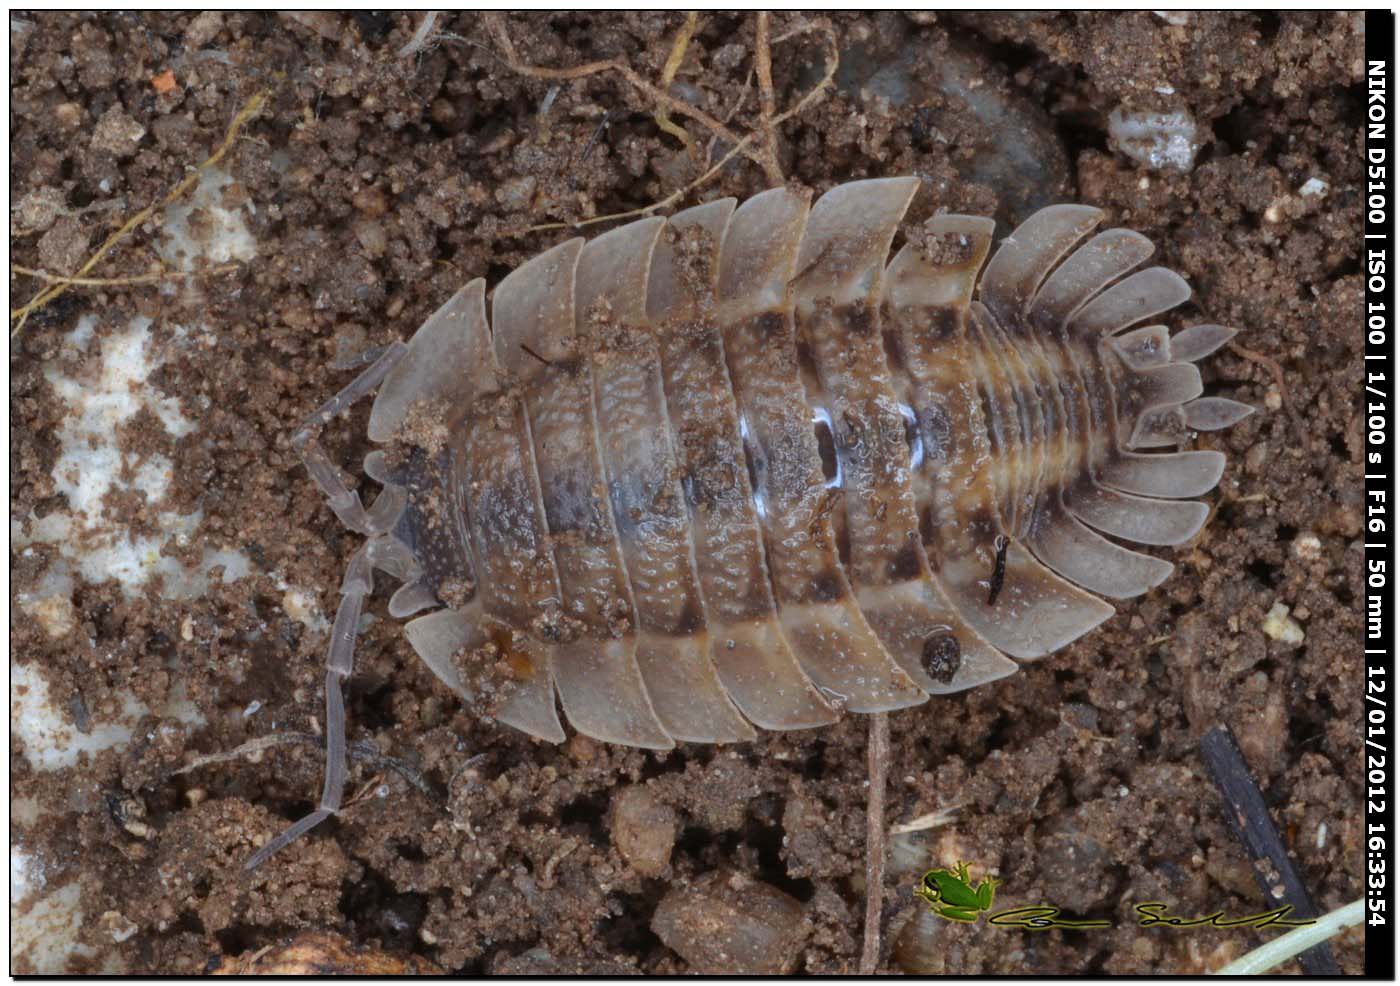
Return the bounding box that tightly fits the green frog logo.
[914,861,1000,923]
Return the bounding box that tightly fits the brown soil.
[10,11,1366,974]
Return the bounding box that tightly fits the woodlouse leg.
[246,544,371,869]
[292,341,409,536]
[247,344,413,869]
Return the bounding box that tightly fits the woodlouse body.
[252,177,1250,865]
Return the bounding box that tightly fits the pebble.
[37,216,91,275]
[53,102,83,130]
[90,104,146,158]
[651,870,810,973]
[100,911,138,943]
[1292,532,1323,561]
[354,218,387,258]
[609,785,677,878]
[16,186,65,232]
[352,185,388,217]
[184,10,224,48]
[492,947,635,976]
[1261,601,1305,645]
[494,175,538,213]
[211,931,440,975]
[1298,177,1328,198]
[1108,106,1202,173]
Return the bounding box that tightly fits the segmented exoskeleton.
[248,178,1251,866]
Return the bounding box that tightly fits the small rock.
[1037,820,1112,913]
[1292,532,1323,561]
[53,102,83,130]
[1261,601,1305,645]
[184,10,224,47]
[494,175,537,213]
[1236,679,1288,777]
[609,785,677,878]
[651,870,810,974]
[1108,106,1201,173]
[352,185,388,217]
[100,911,139,943]
[1298,177,1328,198]
[90,104,146,158]
[566,733,596,763]
[491,947,635,976]
[211,932,440,975]
[353,218,387,258]
[37,216,91,275]
[15,186,65,232]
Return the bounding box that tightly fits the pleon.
[1068,267,1193,338]
[1170,323,1238,363]
[1184,397,1256,430]
[979,204,1103,328]
[1112,325,1171,369]
[1027,228,1155,331]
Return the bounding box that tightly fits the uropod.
[248,177,1252,867]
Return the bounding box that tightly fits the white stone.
[1108,107,1201,173]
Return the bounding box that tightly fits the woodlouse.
[249,177,1252,866]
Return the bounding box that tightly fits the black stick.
[1199,724,1339,975]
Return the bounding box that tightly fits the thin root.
[10,87,268,339]
[860,711,890,976]
[487,13,838,234]
[174,731,441,806]
[889,804,964,835]
[1227,341,1287,403]
[653,12,700,158]
[398,10,441,58]
[11,263,240,288]
[754,12,784,185]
